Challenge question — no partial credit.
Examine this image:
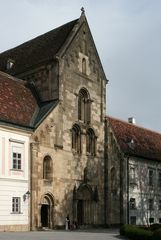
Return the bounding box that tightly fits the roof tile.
[108,116,161,161]
[0,19,78,75]
[0,71,37,126]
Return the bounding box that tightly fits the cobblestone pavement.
[0,229,125,240]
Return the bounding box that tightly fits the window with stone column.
[78,88,91,124]
[86,128,96,156]
[71,124,81,154]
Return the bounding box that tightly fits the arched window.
[86,128,96,156]
[78,88,91,124]
[43,155,52,180]
[72,124,81,153]
[82,58,86,74]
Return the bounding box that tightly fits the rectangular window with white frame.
[130,198,136,209]
[130,216,136,225]
[12,197,21,213]
[129,164,137,184]
[10,139,24,171]
[148,199,154,210]
[158,171,161,188]
[149,217,154,224]
[13,152,22,170]
[149,169,154,187]
[159,200,161,210]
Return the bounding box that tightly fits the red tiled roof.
[0,71,37,127]
[0,19,78,75]
[107,116,161,161]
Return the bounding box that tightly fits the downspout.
[127,156,129,224]
[30,142,33,231]
[104,118,108,226]
[55,56,60,100]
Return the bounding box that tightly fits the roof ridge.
[0,70,25,84]
[107,115,161,136]
[0,19,78,55]
[0,18,79,75]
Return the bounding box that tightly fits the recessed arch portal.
[73,183,97,225]
[40,192,54,229]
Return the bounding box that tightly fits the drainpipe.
[30,142,33,231]
[55,56,60,100]
[127,156,129,224]
[104,118,108,226]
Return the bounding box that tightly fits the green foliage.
[120,224,153,240]
[150,223,161,231]
[153,228,161,240]
[120,224,131,235]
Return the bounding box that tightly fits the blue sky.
[1,0,161,132]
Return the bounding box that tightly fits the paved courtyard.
[0,229,125,240]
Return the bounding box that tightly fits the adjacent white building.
[0,126,31,231]
[0,71,38,231]
[129,157,161,225]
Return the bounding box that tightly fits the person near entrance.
[65,215,70,230]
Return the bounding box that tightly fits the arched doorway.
[74,184,95,225]
[77,200,84,225]
[41,204,49,227]
[40,193,54,229]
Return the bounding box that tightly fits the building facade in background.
[106,117,161,226]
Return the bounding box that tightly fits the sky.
[1,0,161,132]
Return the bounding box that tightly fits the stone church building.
[0,11,107,230]
[1,10,161,231]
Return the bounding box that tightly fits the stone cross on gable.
[81,7,85,14]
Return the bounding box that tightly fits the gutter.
[126,156,129,224]
[0,119,34,132]
[104,117,108,225]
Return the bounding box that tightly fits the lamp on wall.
[23,191,31,201]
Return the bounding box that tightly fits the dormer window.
[7,59,15,70]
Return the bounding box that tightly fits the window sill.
[10,169,23,172]
[72,149,81,155]
[78,120,91,126]
[86,153,96,157]
[10,212,23,214]
[43,179,53,182]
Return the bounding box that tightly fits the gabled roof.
[107,116,161,161]
[0,19,78,75]
[0,71,58,129]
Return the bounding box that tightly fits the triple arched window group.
[72,88,96,156]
